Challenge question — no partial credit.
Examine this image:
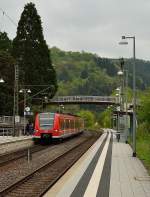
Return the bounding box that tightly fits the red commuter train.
[33,112,84,143]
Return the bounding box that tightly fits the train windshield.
[39,113,55,130]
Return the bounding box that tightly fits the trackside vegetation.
[137,89,150,174]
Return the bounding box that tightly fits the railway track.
[0,133,84,167]
[0,135,99,197]
[0,144,49,167]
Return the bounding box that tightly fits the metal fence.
[0,116,25,124]
[0,128,13,136]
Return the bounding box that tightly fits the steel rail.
[0,135,100,197]
[0,145,50,167]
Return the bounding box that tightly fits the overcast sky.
[0,0,150,60]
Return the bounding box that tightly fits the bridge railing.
[50,96,119,104]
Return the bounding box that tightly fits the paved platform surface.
[0,135,32,145]
[110,132,150,197]
[44,129,150,197]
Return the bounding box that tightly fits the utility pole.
[24,90,26,134]
[132,36,136,157]
[125,69,128,143]
[13,64,19,136]
[119,58,125,112]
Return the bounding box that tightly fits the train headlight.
[34,130,38,133]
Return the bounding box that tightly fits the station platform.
[44,129,150,197]
[0,135,32,145]
[0,135,33,154]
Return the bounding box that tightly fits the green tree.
[98,108,112,128]
[0,32,12,52]
[77,110,95,128]
[12,2,57,96]
[0,32,14,115]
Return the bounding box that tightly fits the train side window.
[68,119,70,129]
[62,119,64,130]
[75,120,77,129]
[60,119,63,130]
[72,120,75,129]
[64,119,66,129]
[62,119,65,130]
[60,118,65,130]
[66,119,69,129]
[65,119,67,129]
[69,119,71,129]
[59,119,61,129]
[71,120,73,129]
[75,119,78,130]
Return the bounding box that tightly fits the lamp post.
[116,91,119,132]
[42,96,48,110]
[118,69,129,143]
[116,87,121,105]
[117,70,124,111]
[119,36,136,157]
[124,69,128,143]
[13,64,19,136]
[19,89,31,134]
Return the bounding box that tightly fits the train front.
[33,112,56,143]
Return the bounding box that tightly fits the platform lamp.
[119,35,136,157]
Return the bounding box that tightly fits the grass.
[128,131,150,174]
[136,134,150,174]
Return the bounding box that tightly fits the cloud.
[0,0,150,60]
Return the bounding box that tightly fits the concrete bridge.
[48,96,119,105]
